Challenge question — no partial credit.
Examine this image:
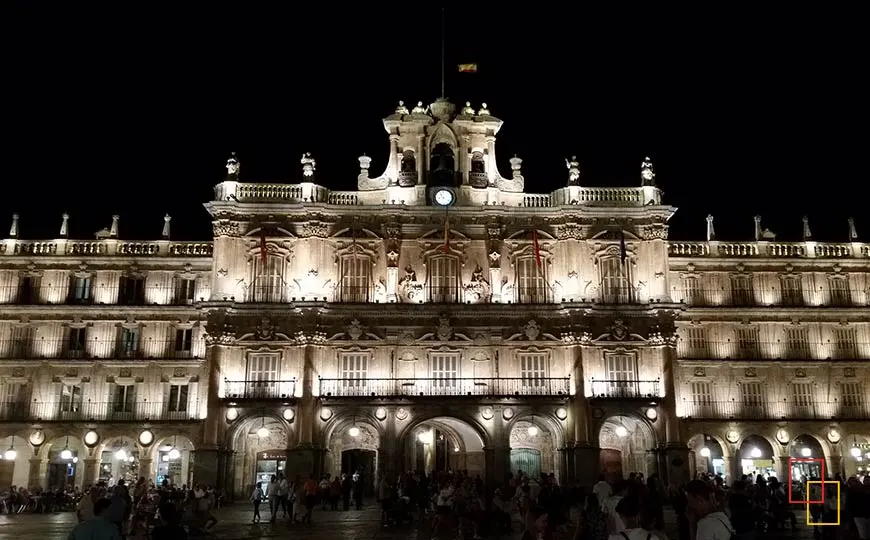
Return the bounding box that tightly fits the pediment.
[428,122,458,150]
[245,226,296,238]
[590,229,641,241]
[332,227,381,239]
[419,228,470,241]
[506,229,557,241]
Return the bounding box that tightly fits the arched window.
[252,254,285,303]
[515,257,548,303]
[598,255,632,303]
[427,255,459,303]
[338,254,371,302]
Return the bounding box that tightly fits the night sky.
[3,9,866,242]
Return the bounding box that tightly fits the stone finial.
[411,101,426,114]
[110,215,120,238]
[301,153,316,178]
[753,215,762,241]
[226,152,240,178]
[9,214,19,238]
[641,156,656,186]
[358,155,372,178]
[802,216,812,241]
[478,102,490,116]
[462,101,475,115]
[566,156,581,185]
[162,214,171,239]
[395,101,409,115]
[848,217,858,241]
[60,213,69,238]
[706,215,715,241]
[509,155,523,179]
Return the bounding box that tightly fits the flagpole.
[440,7,446,98]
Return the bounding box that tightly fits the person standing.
[250,482,264,523]
[67,498,121,540]
[266,475,279,523]
[684,480,733,540]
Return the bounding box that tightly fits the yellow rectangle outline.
[805,480,840,526]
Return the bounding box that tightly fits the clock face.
[434,189,454,206]
[29,430,45,446]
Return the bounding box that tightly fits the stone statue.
[640,157,655,186]
[566,156,580,185]
[301,153,316,177]
[226,152,240,177]
[395,101,409,115]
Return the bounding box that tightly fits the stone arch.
[506,411,566,483]
[149,435,196,488]
[226,412,293,500]
[225,410,293,450]
[322,410,382,485]
[736,433,777,479]
[41,434,87,489]
[398,412,488,478]
[97,435,142,486]
[597,414,658,481]
[688,432,730,478]
[0,435,34,488]
[788,433,827,460]
[843,433,870,477]
[397,410,489,450]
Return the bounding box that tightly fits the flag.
[458,63,478,73]
[533,229,542,270]
[259,229,268,265]
[443,212,450,253]
[619,230,627,265]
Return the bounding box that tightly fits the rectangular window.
[175,278,197,305]
[67,327,87,358]
[428,256,459,303]
[791,382,815,417]
[735,327,759,359]
[683,327,708,358]
[17,275,40,304]
[168,384,189,413]
[516,258,548,303]
[60,384,83,413]
[70,276,93,304]
[603,353,638,398]
[174,329,193,358]
[833,328,858,359]
[599,257,631,304]
[0,383,29,419]
[690,381,714,416]
[741,381,766,415]
[781,276,803,307]
[730,275,753,306]
[829,278,850,307]
[118,276,145,305]
[253,254,284,303]
[682,277,702,306]
[10,326,33,358]
[118,327,140,359]
[339,256,370,302]
[841,382,864,408]
[518,353,547,388]
[112,384,136,414]
[339,353,369,393]
[246,353,280,399]
[431,353,459,390]
[784,327,810,359]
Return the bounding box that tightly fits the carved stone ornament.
[557,224,585,240]
[487,223,502,241]
[347,319,364,341]
[523,320,541,341]
[173,367,187,378]
[212,220,241,237]
[384,223,401,240]
[744,367,757,377]
[119,367,132,378]
[256,318,276,340]
[436,316,453,341]
[398,265,423,301]
[640,225,669,240]
[844,367,856,378]
[301,221,329,238]
[609,319,629,341]
[11,367,25,378]
[693,367,706,377]
[463,264,491,302]
[488,250,501,264]
[795,368,807,378]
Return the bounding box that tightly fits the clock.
[433,188,455,206]
[29,430,45,446]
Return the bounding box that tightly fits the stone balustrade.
[0,239,213,257]
[668,241,869,259]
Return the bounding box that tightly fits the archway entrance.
[599,415,656,482]
[689,433,726,477]
[508,416,562,483]
[152,435,195,488]
[229,415,291,499]
[43,435,86,489]
[0,435,33,487]
[406,417,484,479]
[788,434,825,481]
[326,421,380,497]
[98,436,140,486]
[738,435,776,480]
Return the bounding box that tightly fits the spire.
[640,157,656,186]
[110,215,120,238]
[566,156,581,186]
[9,214,19,238]
[706,215,715,241]
[801,216,812,241]
[162,214,172,239]
[226,152,240,179]
[753,216,762,241]
[848,217,858,241]
[60,213,69,238]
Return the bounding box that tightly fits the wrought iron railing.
[223,379,297,400]
[680,398,870,421]
[318,377,570,398]
[589,379,662,399]
[20,400,197,422]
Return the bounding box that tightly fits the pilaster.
[572,444,601,488]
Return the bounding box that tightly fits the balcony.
[0,284,204,306]
[318,377,570,398]
[681,399,870,421]
[589,379,662,399]
[397,171,418,187]
[0,338,203,360]
[676,341,868,361]
[223,379,297,400]
[21,400,196,422]
[668,240,869,259]
[670,287,868,308]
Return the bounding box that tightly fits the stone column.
[388,134,399,184]
[83,457,98,486]
[416,135,425,184]
[191,449,223,487]
[485,136,496,186]
[28,457,43,488]
[659,345,690,486]
[202,345,224,448]
[485,408,511,487]
[287,341,325,480]
[138,458,153,482]
[379,408,399,480]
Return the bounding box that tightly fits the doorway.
[48,461,76,488]
[510,449,542,480]
[600,449,623,482]
[341,449,376,497]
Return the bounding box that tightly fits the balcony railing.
[668,241,869,259]
[2,240,212,257]
[11,400,198,422]
[318,377,570,398]
[0,284,205,306]
[0,338,204,360]
[223,379,297,400]
[676,341,869,361]
[589,379,662,399]
[681,399,870,421]
[670,287,868,308]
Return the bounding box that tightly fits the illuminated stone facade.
[0,99,867,496]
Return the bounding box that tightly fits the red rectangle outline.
[788,457,825,504]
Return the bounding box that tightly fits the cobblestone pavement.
[0,503,824,540]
